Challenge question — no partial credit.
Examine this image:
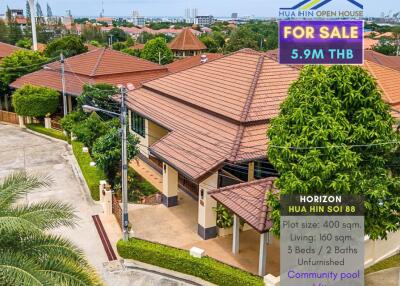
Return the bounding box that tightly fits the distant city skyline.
[0,0,398,18]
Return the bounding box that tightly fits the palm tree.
[0,172,103,286]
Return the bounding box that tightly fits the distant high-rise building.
[132,10,145,27]
[231,12,238,19]
[184,8,190,20]
[191,8,198,18]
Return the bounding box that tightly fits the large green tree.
[267,65,400,240]
[77,83,120,115]
[141,37,173,65]
[44,35,88,58]
[107,27,127,43]
[0,172,102,285]
[0,50,49,94]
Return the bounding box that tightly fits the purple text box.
[279,20,363,65]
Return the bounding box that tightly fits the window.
[131,112,145,137]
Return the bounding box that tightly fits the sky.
[0,0,398,18]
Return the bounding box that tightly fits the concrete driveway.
[0,124,200,286]
[0,123,108,272]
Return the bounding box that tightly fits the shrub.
[71,112,108,149]
[117,238,264,286]
[26,124,68,141]
[112,41,128,51]
[92,128,139,182]
[214,204,234,229]
[60,110,88,134]
[12,85,59,117]
[72,141,106,201]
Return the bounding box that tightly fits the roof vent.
[200,54,208,64]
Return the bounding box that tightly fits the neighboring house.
[124,49,299,240]
[10,48,169,111]
[364,38,379,50]
[0,42,22,62]
[168,28,207,58]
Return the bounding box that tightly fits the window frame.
[131,111,145,138]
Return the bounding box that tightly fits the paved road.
[366,267,400,286]
[0,124,198,286]
[0,123,108,273]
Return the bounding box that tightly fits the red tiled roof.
[209,178,277,233]
[168,28,207,51]
[10,68,91,96]
[165,53,223,73]
[364,38,379,50]
[125,49,300,180]
[46,48,166,76]
[10,48,170,96]
[364,50,400,71]
[0,42,22,59]
[364,60,400,107]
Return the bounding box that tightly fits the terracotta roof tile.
[10,48,170,96]
[125,49,300,180]
[168,28,206,51]
[0,42,22,59]
[46,48,166,76]
[209,178,278,233]
[364,60,400,105]
[364,50,400,71]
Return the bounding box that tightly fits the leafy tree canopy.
[112,41,128,51]
[267,65,400,240]
[92,127,140,180]
[16,38,32,49]
[121,47,141,57]
[0,50,49,94]
[200,35,219,53]
[44,35,88,58]
[107,27,128,42]
[141,37,173,65]
[77,83,120,116]
[12,84,59,117]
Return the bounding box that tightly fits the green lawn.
[26,124,68,141]
[71,141,106,201]
[365,254,400,275]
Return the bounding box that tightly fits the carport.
[209,178,278,276]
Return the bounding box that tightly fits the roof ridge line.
[90,48,106,76]
[229,55,265,161]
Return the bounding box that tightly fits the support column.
[248,161,255,181]
[258,232,269,276]
[232,214,240,254]
[198,172,218,240]
[162,163,178,207]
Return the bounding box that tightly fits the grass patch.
[26,123,68,141]
[71,141,106,201]
[117,238,264,286]
[365,254,400,275]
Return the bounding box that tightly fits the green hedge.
[71,141,106,201]
[26,124,68,141]
[117,238,263,286]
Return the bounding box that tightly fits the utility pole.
[28,0,38,51]
[120,86,129,241]
[60,53,67,117]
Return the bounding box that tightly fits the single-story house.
[123,48,299,240]
[10,47,170,111]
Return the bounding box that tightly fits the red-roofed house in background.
[168,28,207,58]
[0,42,22,62]
[10,48,169,112]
